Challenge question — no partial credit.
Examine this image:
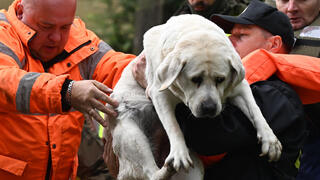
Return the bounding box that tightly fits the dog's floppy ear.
[157,51,186,91]
[228,57,245,89]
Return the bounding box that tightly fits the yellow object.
[295,150,302,169]
[99,111,105,138]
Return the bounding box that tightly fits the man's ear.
[156,51,186,91]
[267,35,283,53]
[16,3,24,20]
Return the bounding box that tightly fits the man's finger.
[91,99,117,117]
[94,90,119,108]
[91,82,119,107]
[87,108,108,127]
[93,81,113,94]
[91,100,118,118]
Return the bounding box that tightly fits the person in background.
[0,0,135,179]
[274,0,320,179]
[173,0,250,19]
[276,0,320,57]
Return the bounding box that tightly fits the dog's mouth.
[194,112,217,119]
[191,109,218,119]
[188,98,220,118]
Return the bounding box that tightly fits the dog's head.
[156,30,244,118]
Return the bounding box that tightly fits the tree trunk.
[133,0,184,54]
[133,0,164,54]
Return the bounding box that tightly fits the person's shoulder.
[173,2,192,16]
[251,77,303,111]
[221,0,249,16]
[0,12,23,51]
[72,17,87,30]
[292,15,320,57]
[69,17,101,45]
[252,77,297,98]
[294,15,320,38]
[0,10,15,34]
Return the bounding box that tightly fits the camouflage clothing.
[264,0,276,7]
[174,0,253,18]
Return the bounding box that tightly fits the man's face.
[188,0,216,12]
[18,0,76,62]
[229,24,272,58]
[276,0,320,30]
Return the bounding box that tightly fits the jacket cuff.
[61,79,73,112]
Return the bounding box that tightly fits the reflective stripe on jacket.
[0,0,134,179]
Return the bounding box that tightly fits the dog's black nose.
[200,99,217,117]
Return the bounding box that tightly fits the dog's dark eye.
[216,77,225,84]
[191,76,203,87]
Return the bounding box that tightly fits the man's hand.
[132,51,147,88]
[70,80,118,127]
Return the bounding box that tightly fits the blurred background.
[0,0,264,56]
[0,0,183,55]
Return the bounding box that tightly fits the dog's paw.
[164,145,193,172]
[257,126,282,162]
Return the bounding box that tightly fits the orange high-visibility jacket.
[200,49,320,167]
[0,1,134,179]
[243,49,320,105]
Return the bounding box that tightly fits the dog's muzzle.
[199,98,217,117]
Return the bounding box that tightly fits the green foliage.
[88,0,138,53]
[0,0,12,9]
[85,0,184,54]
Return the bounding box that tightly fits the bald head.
[17,0,77,62]
[21,0,77,16]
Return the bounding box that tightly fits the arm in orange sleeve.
[73,19,135,89]
[93,49,136,89]
[0,25,72,114]
[0,53,69,114]
[243,49,320,104]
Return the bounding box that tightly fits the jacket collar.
[242,49,277,85]
[7,0,36,49]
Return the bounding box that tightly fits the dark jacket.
[175,77,307,180]
[173,0,249,19]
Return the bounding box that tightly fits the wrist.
[66,80,74,106]
[61,79,73,111]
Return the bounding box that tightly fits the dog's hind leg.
[112,117,160,180]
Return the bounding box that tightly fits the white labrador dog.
[104,14,282,180]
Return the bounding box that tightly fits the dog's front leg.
[230,80,282,162]
[150,89,193,173]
